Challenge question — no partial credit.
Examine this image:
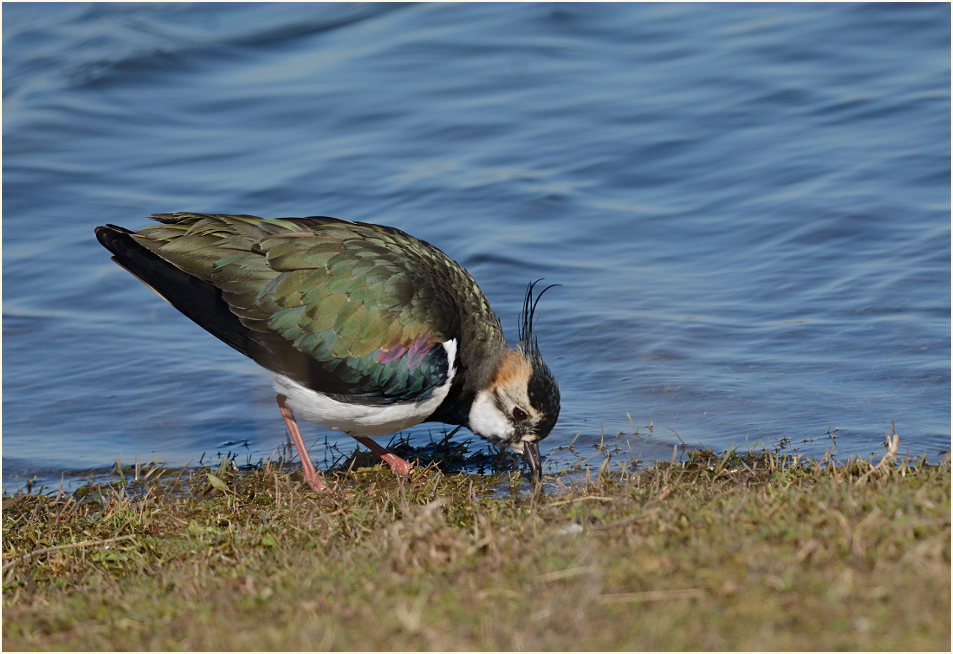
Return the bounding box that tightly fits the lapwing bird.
[95,213,559,491]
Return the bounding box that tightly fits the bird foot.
[379,452,415,479]
[353,436,415,479]
[305,474,329,492]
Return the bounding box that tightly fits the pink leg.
[352,436,415,479]
[276,395,328,492]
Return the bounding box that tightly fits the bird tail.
[94,224,258,357]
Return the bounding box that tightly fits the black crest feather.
[518,279,559,356]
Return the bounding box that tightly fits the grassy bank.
[3,440,950,651]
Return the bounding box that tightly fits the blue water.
[3,3,950,492]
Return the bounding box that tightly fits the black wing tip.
[95,215,181,253]
[94,224,134,254]
[94,219,266,365]
[96,214,189,242]
[94,223,131,235]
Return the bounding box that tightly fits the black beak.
[523,440,542,484]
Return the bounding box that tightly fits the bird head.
[468,282,560,481]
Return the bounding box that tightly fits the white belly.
[271,339,457,437]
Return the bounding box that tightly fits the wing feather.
[107,212,500,404]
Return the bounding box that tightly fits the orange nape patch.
[490,349,534,390]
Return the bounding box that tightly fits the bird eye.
[512,407,529,421]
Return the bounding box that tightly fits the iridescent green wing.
[132,213,501,403]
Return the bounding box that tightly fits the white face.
[468,384,543,452]
[469,389,518,449]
